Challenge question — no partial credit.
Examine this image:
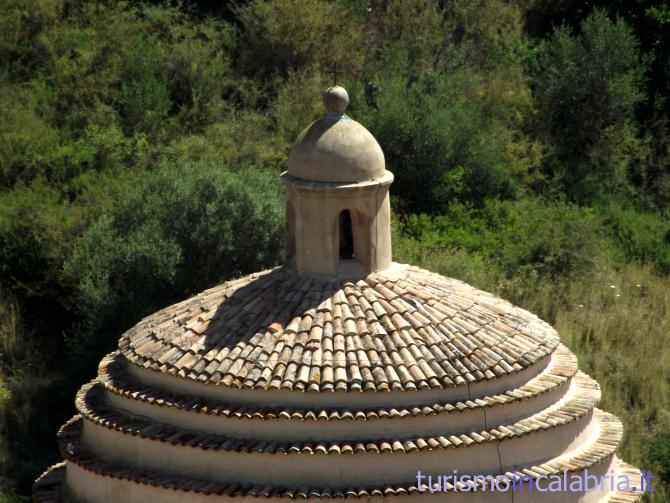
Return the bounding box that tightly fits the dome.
[118,265,559,399]
[36,264,643,503]
[287,86,385,183]
[35,85,643,503]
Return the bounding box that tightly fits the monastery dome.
[35,86,643,503]
[118,265,559,400]
[287,86,385,183]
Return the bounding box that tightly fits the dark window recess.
[339,210,354,259]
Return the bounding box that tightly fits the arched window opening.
[339,210,354,260]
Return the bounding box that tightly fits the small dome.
[287,86,385,183]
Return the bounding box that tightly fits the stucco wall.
[282,172,393,277]
[65,455,617,503]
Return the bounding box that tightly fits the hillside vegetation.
[0,1,669,501]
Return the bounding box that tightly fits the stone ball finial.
[287,85,384,183]
[324,86,349,114]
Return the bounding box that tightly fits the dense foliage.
[64,160,283,370]
[0,0,669,500]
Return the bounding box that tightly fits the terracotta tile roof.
[606,457,645,502]
[56,414,82,460]
[55,406,623,499]
[36,262,643,501]
[99,344,577,422]
[32,462,67,503]
[119,265,560,393]
[74,369,599,456]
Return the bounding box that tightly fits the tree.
[64,160,284,363]
[531,9,648,201]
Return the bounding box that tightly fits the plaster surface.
[282,172,393,276]
[65,453,618,503]
[287,116,385,183]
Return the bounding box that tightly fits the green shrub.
[440,0,526,70]
[359,0,448,76]
[164,113,283,169]
[235,0,362,80]
[398,198,605,279]
[0,183,76,300]
[119,36,172,134]
[598,201,670,274]
[358,72,517,213]
[65,159,284,360]
[0,0,63,79]
[0,84,59,187]
[0,489,30,503]
[646,432,670,487]
[272,68,325,147]
[359,0,526,77]
[164,25,233,132]
[531,8,648,202]
[2,2,238,188]
[635,116,670,210]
